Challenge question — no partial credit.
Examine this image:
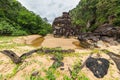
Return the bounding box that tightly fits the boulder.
[86,57,109,78]
[31,71,39,76]
[94,24,120,38]
[52,12,80,37]
[77,24,120,48]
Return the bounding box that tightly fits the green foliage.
[0,0,52,36]
[0,20,15,35]
[101,49,110,54]
[51,61,62,69]
[12,30,28,36]
[25,76,44,80]
[67,60,89,80]
[70,0,120,32]
[38,23,52,36]
[63,74,89,80]
[63,75,72,80]
[6,64,20,78]
[49,52,63,69]
[71,61,82,79]
[0,74,3,80]
[77,74,89,80]
[45,69,56,80]
[54,52,63,61]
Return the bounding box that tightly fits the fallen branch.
[20,49,40,58]
[0,48,75,64]
[0,50,22,64]
[106,52,120,71]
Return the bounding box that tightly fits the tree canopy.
[70,0,120,32]
[0,0,52,36]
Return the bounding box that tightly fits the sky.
[17,0,80,23]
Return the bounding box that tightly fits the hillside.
[0,0,52,36]
[70,0,120,32]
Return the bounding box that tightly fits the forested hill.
[0,0,52,36]
[70,0,120,32]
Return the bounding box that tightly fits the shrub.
[63,75,72,80]
[0,20,15,35]
[45,69,56,80]
[12,30,28,36]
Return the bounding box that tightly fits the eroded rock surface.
[78,24,120,48]
[86,57,109,78]
[52,12,80,37]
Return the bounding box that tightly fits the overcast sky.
[17,0,80,23]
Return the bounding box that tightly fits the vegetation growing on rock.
[70,0,120,32]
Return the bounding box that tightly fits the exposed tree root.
[0,50,22,64]
[106,52,120,71]
[0,48,75,64]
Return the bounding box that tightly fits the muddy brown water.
[30,35,81,48]
[31,37,44,47]
[72,41,82,49]
[31,38,81,48]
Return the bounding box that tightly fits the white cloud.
[17,0,80,23]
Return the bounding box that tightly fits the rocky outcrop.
[78,24,120,48]
[94,24,120,39]
[52,12,80,37]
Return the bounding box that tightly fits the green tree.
[70,0,120,32]
[0,0,52,36]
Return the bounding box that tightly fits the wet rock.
[52,61,64,68]
[60,68,64,70]
[94,24,120,38]
[100,36,112,42]
[77,24,120,48]
[31,71,39,76]
[95,41,107,48]
[50,57,58,61]
[86,57,109,78]
[79,40,92,48]
[78,33,100,42]
[61,49,75,53]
